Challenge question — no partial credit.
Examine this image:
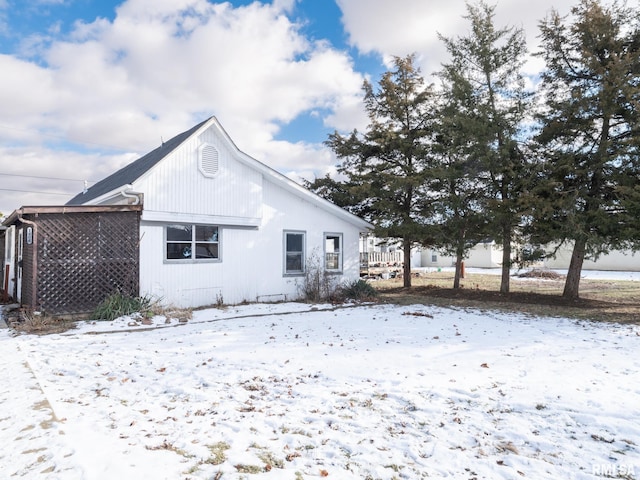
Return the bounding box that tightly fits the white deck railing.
[360,251,404,267]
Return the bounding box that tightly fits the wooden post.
[460,261,465,279]
[2,265,9,302]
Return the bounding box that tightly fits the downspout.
[120,185,142,205]
[17,210,38,311]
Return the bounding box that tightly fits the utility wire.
[0,172,96,183]
[0,188,72,196]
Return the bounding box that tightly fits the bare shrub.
[297,250,341,303]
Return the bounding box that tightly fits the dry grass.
[373,270,640,324]
[148,303,193,323]
[6,303,192,335]
[9,309,77,335]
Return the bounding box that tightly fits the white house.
[412,242,502,269]
[67,116,371,308]
[362,239,503,270]
[543,244,640,271]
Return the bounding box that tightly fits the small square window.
[325,233,343,272]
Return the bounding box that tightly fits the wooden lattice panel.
[31,211,140,315]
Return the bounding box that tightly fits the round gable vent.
[199,144,219,177]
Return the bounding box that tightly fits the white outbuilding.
[66,116,371,309]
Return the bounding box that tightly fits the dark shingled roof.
[66,117,211,205]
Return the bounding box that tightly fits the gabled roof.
[66,118,211,205]
[66,116,371,230]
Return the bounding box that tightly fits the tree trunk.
[563,238,586,299]
[453,251,463,289]
[500,225,511,294]
[403,239,412,288]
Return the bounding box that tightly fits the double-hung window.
[324,233,343,272]
[166,225,220,261]
[284,231,305,275]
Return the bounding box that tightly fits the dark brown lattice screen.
[31,210,140,315]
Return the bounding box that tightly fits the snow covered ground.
[1,302,639,479]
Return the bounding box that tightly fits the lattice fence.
[30,211,140,315]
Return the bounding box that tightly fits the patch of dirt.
[414,286,603,308]
[376,285,640,324]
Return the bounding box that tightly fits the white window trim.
[324,232,343,273]
[283,230,306,276]
[164,224,221,264]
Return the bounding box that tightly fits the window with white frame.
[166,224,220,261]
[284,231,305,275]
[324,233,343,272]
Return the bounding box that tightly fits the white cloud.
[336,0,580,78]
[0,145,136,215]
[0,0,365,214]
[1,0,613,216]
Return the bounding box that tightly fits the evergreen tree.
[430,95,491,289]
[437,1,532,293]
[324,54,436,288]
[534,0,640,299]
[303,174,371,219]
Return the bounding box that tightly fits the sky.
[0,0,585,216]
[2,300,639,478]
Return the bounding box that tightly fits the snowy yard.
[1,302,639,479]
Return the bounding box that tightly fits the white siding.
[465,242,503,268]
[418,243,501,269]
[139,175,363,307]
[136,122,366,308]
[135,125,263,224]
[3,226,15,295]
[419,248,455,268]
[544,244,640,271]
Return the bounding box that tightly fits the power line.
[0,123,133,152]
[0,172,96,183]
[0,188,72,196]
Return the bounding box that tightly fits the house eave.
[141,210,261,227]
[3,205,143,226]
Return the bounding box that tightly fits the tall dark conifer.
[325,54,435,287]
[534,0,640,299]
[438,1,531,293]
[430,95,491,289]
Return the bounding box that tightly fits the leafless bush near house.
[297,251,342,303]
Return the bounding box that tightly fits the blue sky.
[0,0,580,214]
